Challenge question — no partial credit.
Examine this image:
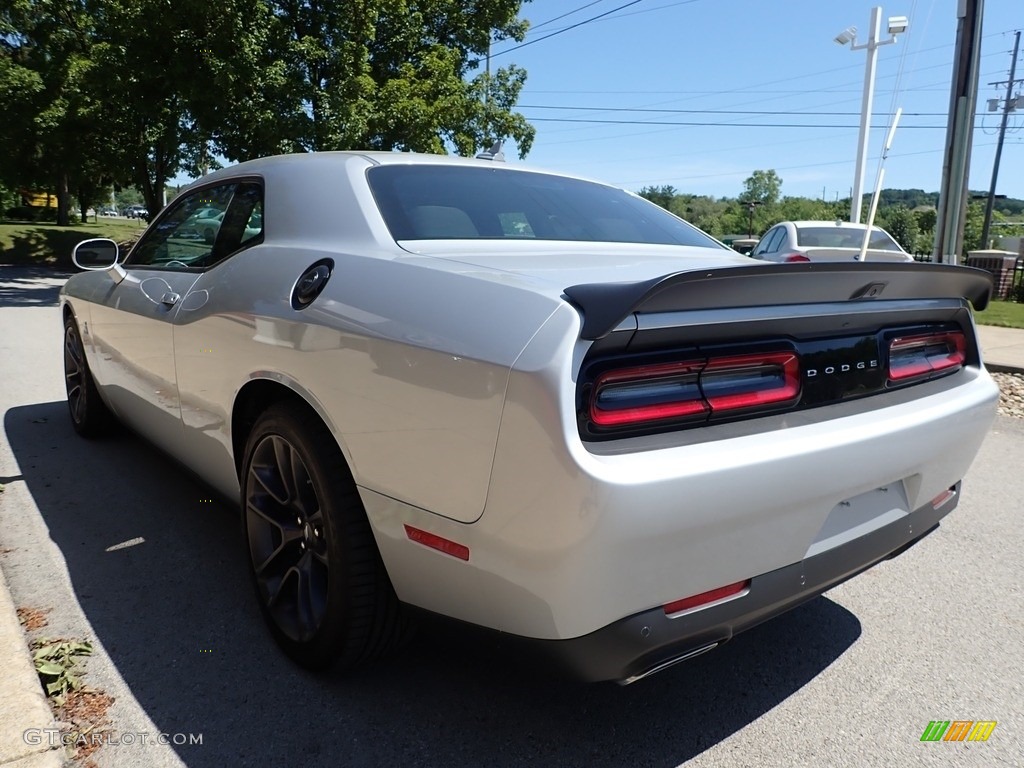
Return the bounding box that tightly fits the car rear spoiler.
[564,262,994,341]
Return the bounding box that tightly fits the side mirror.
[72,238,119,270]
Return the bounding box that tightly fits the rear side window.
[367,165,725,249]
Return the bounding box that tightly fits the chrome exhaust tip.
[618,641,721,685]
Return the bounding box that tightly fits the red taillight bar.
[888,331,966,382]
[590,351,801,428]
[783,253,810,263]
[664,580,751,616]
[702,352,801,412]
[590,360,707,427]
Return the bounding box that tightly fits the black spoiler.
[563,262,994,341]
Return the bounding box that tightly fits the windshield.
[795,225,903,251]
[367,165,725,249]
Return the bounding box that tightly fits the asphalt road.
[1,266,1022,768]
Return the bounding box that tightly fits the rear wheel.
[241,402,409,670]
[63,315,114,437]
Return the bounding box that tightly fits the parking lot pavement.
[1,266,1022,767]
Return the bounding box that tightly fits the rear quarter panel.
[173,243,562,522]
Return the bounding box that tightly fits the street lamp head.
[887,16,908,35]
[834,26,856,45]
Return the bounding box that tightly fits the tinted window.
[368,166,725,249]
[764,227,785,253]
[776,228,790,252]
[796,226,902,251]
[126,182,264,270]
[752,228,777,256]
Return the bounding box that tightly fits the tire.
[63,315,114,437]
[241,402,409,671]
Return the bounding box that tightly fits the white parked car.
[751,220,914,262]
[60,152,997,683]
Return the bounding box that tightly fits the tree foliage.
[1,0,536,221]
[637,185,677,210]
[0,0,102,223]
[877,205,918,253]
[740,169,782,206]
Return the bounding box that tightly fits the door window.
[125,182,263,270]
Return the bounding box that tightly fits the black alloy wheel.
[63,315,113,437]
[242,402,409,670]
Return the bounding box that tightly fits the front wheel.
[241,402,409,670]
[63,315,114,437]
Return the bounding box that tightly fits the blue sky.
[496,0,1023,201]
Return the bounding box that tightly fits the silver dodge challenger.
[61,151,998,683]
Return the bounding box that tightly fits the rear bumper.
[529,485,957,683]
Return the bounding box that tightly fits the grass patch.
[975,299,1024,329]
[0,219,146,267]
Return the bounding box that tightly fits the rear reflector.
[404,525,470,561]
[664,579,750,616]
[931,487,957,509]
[888,331,966,382]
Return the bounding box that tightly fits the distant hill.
[877,188,1024,216]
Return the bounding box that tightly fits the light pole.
[744,200,762,238]
[834,7,908,223]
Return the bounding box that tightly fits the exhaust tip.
[618,641,722,685]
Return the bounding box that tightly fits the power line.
[523,117,969,129]
[491,0,648,57]
[520,104,959,116]
[609,141,1005,187]
[527,1,611,32]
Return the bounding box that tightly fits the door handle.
[160,292,180,306]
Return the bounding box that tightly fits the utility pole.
[980,30,1021,251]
[934,0,984,264]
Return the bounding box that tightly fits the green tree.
[669,194,730,236]
[740,169,782,206]
[777,196,838,222]
[0,0,106,225]
[3,1,538,220]
[196,0,535,162]
[637,185,677,210]
[962,200,986,253]
[878,205,918,253]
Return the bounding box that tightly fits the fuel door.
[291,258,334,310]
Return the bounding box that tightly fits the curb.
[985,362,1024,376]
[0,570,65,767]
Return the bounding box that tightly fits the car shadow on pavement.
[0,266,71,308]
[4,401,862,768]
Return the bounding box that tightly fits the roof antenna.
[475,140,505,162]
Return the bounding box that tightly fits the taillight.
[702,352,800,412]
[589,351,800,429]
[590,361,706,427]
[783,253,810,262]
[888,331,966,382]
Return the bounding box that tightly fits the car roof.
[789,220,882,230]
[193,150,611,188]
